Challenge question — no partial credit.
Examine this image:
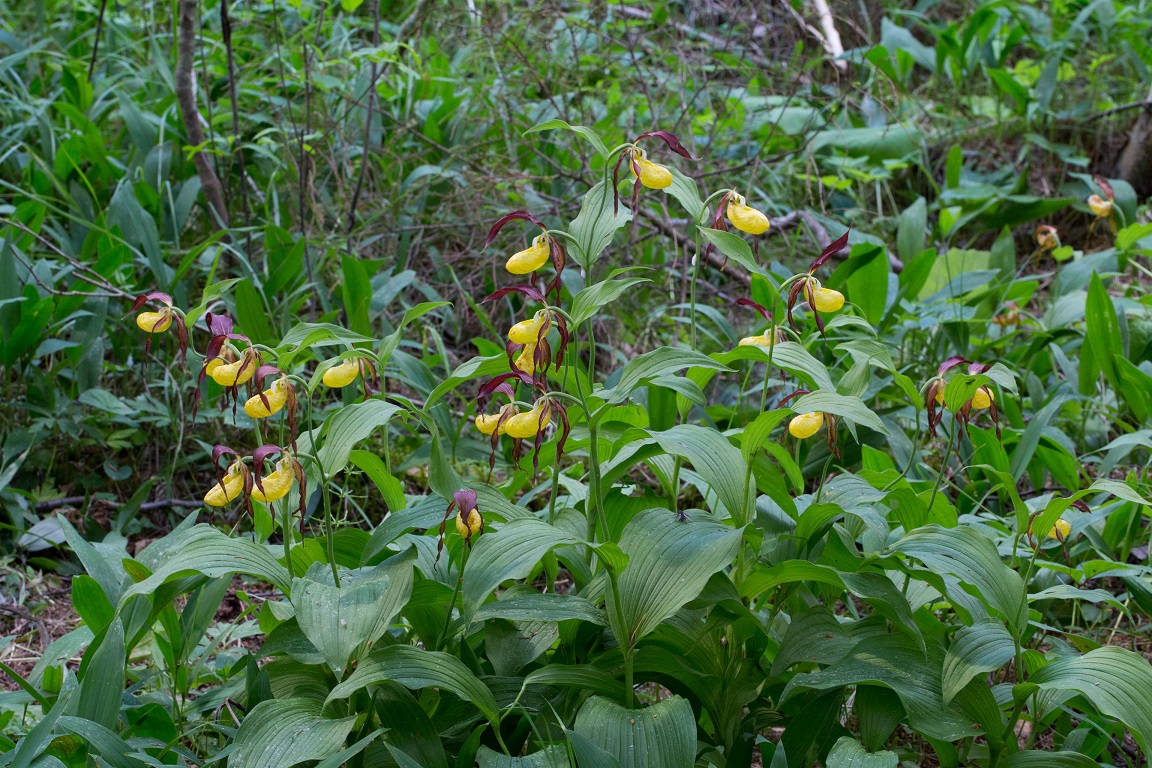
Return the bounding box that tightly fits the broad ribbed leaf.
[571,271,651,326]
[568,180,632,270]
[893,525,1027,634]
[650,424,749,522]
[477,745,571,767]
[788,391,889,435]
[119,525,290,604]
[291,548,415,671]
[574,695,694,768]
[231,698,357,768]
[474,592,607,625]
[524,119,609,158]
[717,343,836,392]
[463,519,578,620]
[610,508,741,647]
[600,347,730,405]
[76,618,124,730]
[56,716,143,768]
[942,619,1015,705]
[373,682,449,768]
[998,751,1101,768]
[305,399,405,477]
[697,227,766,278]
[520,664,624,702]
[771,606,856,675]
[825,737,898,768]
[326,645,499,723]
[780,633,982,742]
[424,354,508,408]
[1030,646,1152,751]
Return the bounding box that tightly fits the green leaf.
[1084,272,1121,392]
[372,683,449,768]
[1030,646,1152,751]
[327,645,500,724]
[788,391,889,436]
[998,751,1101,768]
[378,301,450,367]
[119,525,291,605]
[781,634,983,742]
[307,399,406,478]
[649,425,749,522]
[896,198,927,264]
[231,698,358,768]
[8,688,74,768]
[235,277,275,346]
[71,574,114,636]
[56,716,145,768]
[825,737,898,768]
[520,664,624,702]
[473,592,606,625]
[477,745,571,767]
[568,180,632,270]
[463,519,578,620]
[76,619,124,730]
[341,255,373,336]
[942,619,1015,705]
[425,354,508,409]
[524,119,609,159]
[697,227,765,278]
[610,508,741,647]
[893,525,1027,635]
[600,347,730,405]
[839,245,889,325]
[570,271,652,325]
[664,166,705,221]
[291,548,416,671]
[349,449,406,511]
[574,695,695,768]
[716,342,836,392]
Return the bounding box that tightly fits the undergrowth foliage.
[5,114,1152,768]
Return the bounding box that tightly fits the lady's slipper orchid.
[210,349,258,387]
[245,375,290,419]
[250,458,296,503]
[1048,518,1072,541]
[137,310,173,333]
[971,386,994,410]
[788,411,824,439]
[506,235,551,275]
[726,193,770,235]
[505,402,551,439]
[130,290,188,360]
[204,460,247,507]
[811,285,845,312]
[508,311,549,345]
[514,343,538,376]
[456,505,483,539]
[1088,194,1113,219]
[323,358,361,388]
[475,407,515,436]
[1034,225,1060,252]
[630,148,673,189]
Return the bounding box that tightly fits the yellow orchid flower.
[630,149,673,189]
[508,311,547,345]
[136,310,172,333]
[1088,194,1113,219]
[505,404,550,439]
[204,462,246,507]
[971,386,994,410]
[323,358,361,388]
[251,458,296,503]
[514,343,537,375]
[788,411,824,439]
[456,506,483,538]
[726,194,770,235]
[1047,519,1071,541]
[1034,225,1060,252]
[506,234,551,275]
[811,286,845,312]
[475,412,508,435]
[244,377,289,419]
[210,355,257,387]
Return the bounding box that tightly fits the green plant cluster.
[2,1,1152,767]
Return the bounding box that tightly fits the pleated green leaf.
[573,695,695,768]
[825,737,898,768]
[231,698,358,768]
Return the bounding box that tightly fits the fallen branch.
[34,497,203,511]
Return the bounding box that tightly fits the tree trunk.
[1114,85,1152,199]
[175,0,230,230]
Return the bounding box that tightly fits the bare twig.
[88,0,109,80]
[221,0,252,256]
[0,217,133,298]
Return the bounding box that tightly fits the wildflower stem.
[312,450,341,588]
[926,419,957,514]
[436,545,470,652]
[281,500,294,580]
[585,416,609,546]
